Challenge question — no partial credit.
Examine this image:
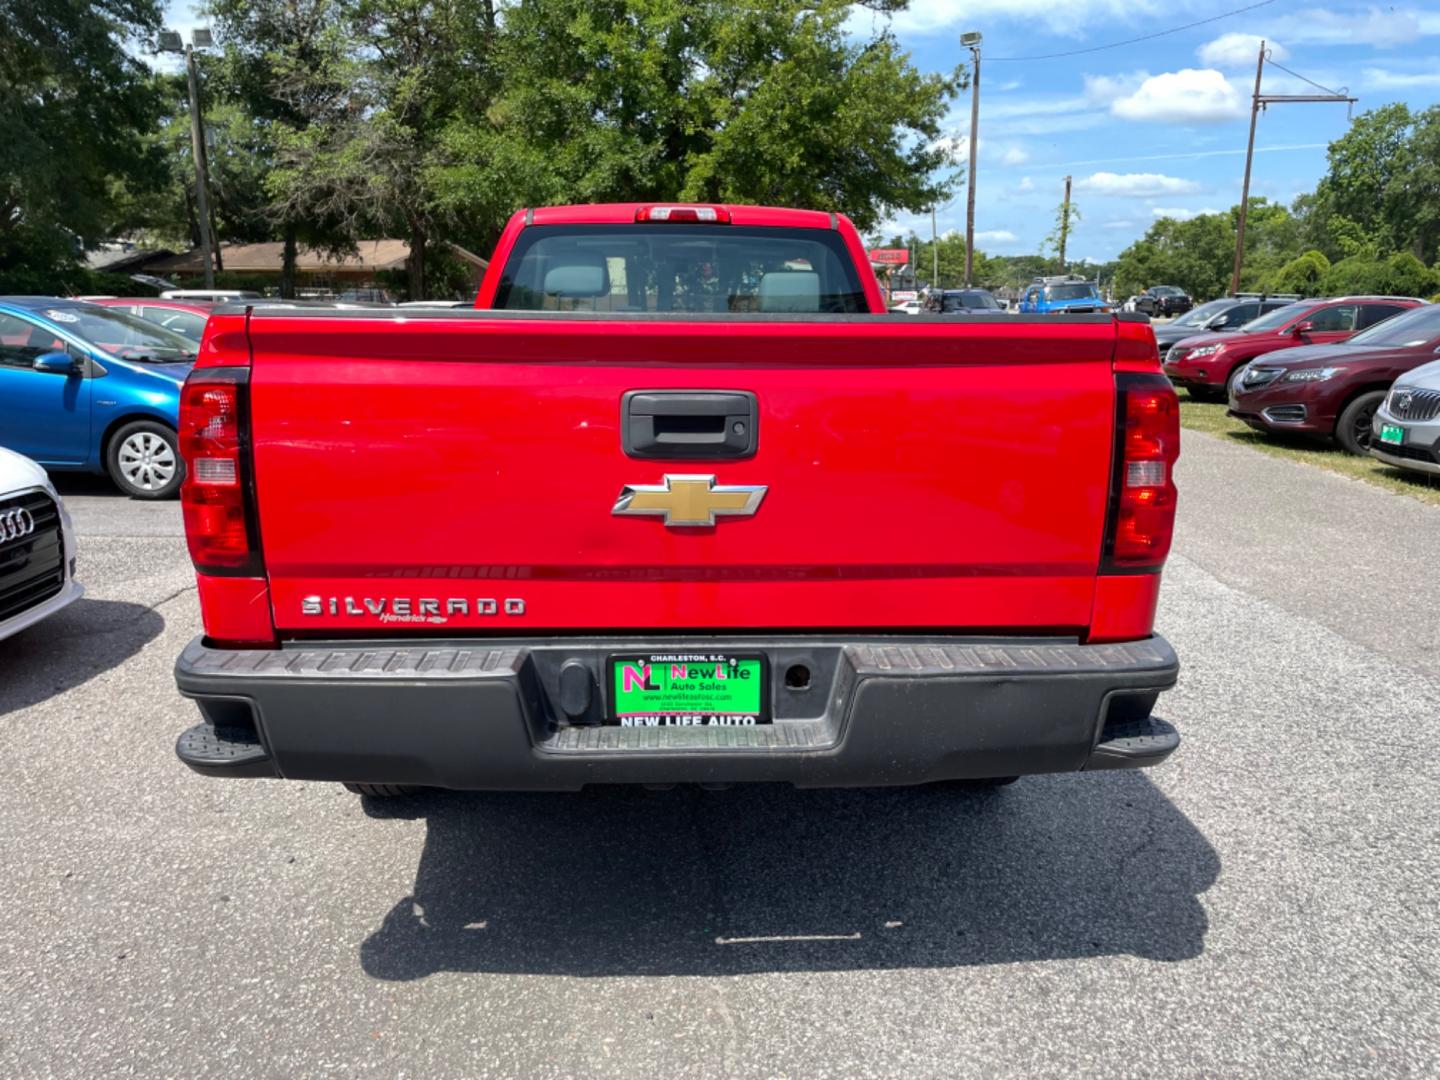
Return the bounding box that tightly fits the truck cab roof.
[523,203,842,230]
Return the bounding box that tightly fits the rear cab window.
[493,224,868,314]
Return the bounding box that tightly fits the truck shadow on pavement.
[0,599,164,716]
[359,758,1218,979]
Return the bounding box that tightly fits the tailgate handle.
[622,390,758,459]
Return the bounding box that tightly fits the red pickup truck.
[172,203,1181,796]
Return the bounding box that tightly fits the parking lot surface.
[2,436,1437,1078]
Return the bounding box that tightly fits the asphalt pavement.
[1,435,1437,1078]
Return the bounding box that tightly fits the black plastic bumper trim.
[173,634,1179,789]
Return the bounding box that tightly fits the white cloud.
[1197,33,1288,68]
[999,145,1030,166]
[1076,172,1202,197]
[1110,69,1246,124]
[1262,7,1429,48]
[1084,73,1146,104]
[1363,68,1440,90]
[1017,177,1035,193]
[1103,220,1136,230]
[1151,206,1222,220]
[975,229,1019,244]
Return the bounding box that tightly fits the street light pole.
[961,31,982,287]
[184,44,215,289]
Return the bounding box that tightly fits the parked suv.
[1154,296,1296,355]
[1371,357,1440,477]
[1163,297,1424,401]
[926,288,1006,314]
[1143,286,1192,318]
[1230,303,1440,453]
[1019,277,1110,314]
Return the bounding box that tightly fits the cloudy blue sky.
[856,0,1440,260]
[162,0,1440,261]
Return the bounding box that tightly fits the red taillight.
[179,367,262,575]
[1104,373,1179,571]
[634,205,731,223]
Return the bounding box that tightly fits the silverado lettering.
[300,596,527,616]
[173,202,1181,797]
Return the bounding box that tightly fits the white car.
[890,300,923,315]
[0,447,83,641]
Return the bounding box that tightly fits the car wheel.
[343,783,426,798]
[1336,390,1387,455]
[107,420,183,499]
[1222,363,1248,402]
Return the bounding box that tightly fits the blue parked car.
[1019,276,1112,315]
[0,297,197,499]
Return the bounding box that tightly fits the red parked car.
[1228,302,1440,453]
[87,298,213,343]
[168,202,1182,799]
[1163,296,1424,401]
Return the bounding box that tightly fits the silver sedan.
[1370,357,1440,476]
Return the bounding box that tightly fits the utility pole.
[1229,41,1355,295]
[1230,43,1266,299]
[1058,175,1072,273]
[181,41,215,288]
[931,206,938,290]
[961,31,982,287]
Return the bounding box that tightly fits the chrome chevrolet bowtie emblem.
[612,474,766,527]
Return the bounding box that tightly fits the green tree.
[207,0,365,295]
[1044,199,1080,268]
[437,0,957,241]
[1264,249,1330,294]
[0,0,167,288]
[1320,251,1439,298]
[1305,104,1440,263]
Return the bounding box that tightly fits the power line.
[986,0,1280,62]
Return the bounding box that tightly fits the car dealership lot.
[2,439,1437,1079]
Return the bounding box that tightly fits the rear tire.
[343,782,424,798]
[107,420,183,499]
[1336,390,1386,455]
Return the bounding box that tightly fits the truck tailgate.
[245,312,1118,634]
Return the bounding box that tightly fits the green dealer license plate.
[608,653,769,726]
[1379,423,1404,446]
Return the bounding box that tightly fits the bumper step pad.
[1085,714,1180,771]
[175,723,276,778]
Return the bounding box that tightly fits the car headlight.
[1187,344,1223,359]
[1283,367,1344,382]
